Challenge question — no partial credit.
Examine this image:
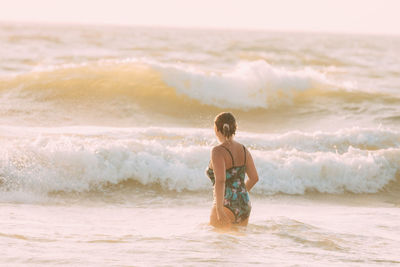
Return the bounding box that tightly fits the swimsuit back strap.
[220,145,235,166]
[243,145,246,165]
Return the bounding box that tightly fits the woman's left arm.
[245,149,259,192]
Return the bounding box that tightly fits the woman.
[206,112,259,228]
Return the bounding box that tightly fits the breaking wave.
[0,60,397,123]
[1,126,400,202]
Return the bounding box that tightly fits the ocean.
[0,22,400,266]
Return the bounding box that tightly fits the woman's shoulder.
[211,145,225,154]
[212,141,245,152]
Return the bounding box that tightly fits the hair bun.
[214,112,237,139]
[222,123,230,137]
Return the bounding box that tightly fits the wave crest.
[1,59,392,110]
[1,126,400,202]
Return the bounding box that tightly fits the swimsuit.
[206,144,251,224]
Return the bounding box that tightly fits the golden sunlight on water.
[0,22,400,266]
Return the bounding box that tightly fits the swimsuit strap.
[220,145,234,166]
[243,145,246,165]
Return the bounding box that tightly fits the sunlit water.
[0,22,399,266]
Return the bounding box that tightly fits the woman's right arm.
[211,146,232,226]
[245,149,259,192]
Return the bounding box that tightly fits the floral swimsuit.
[206,144,251,224]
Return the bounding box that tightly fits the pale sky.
[1,0,400,35]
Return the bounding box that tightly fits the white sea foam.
[1,125,399,201]
[253,147,399,194]
[151,59,344,109]
[8,58,357,110]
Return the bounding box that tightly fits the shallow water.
[1,194,399,266]
[1,22,400,266]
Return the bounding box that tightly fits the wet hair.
[214,112,237,139]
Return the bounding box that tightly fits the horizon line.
[1,19,399,38]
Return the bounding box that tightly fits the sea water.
[0,22,400,266]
